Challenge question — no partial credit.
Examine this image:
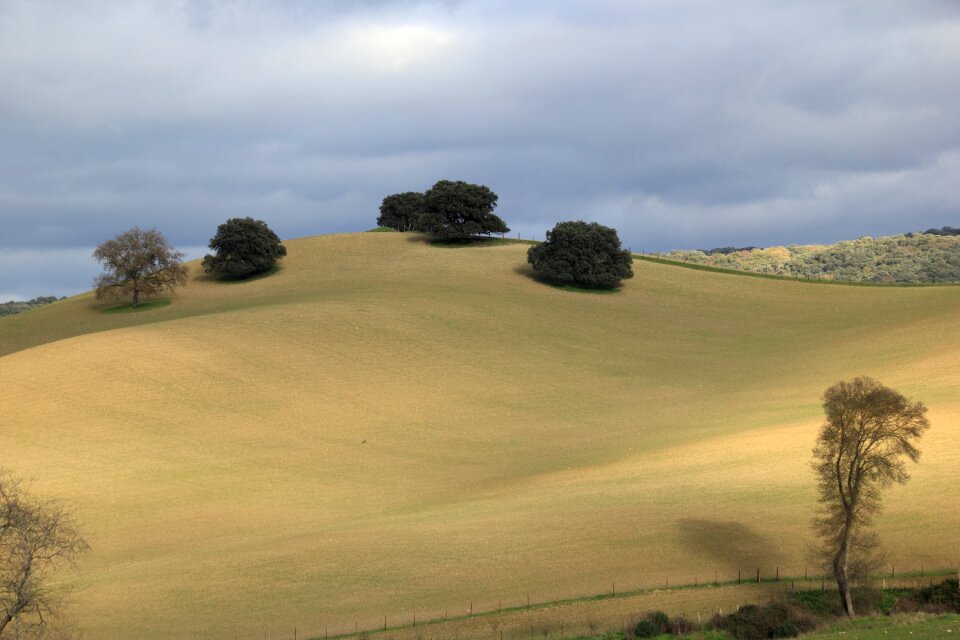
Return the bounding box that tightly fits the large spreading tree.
[527,220,634,288]
[93,227,188,308]
[377,192,425,231]
[202,217,287,280]
[418,180,509,240]
[812,377,930,617]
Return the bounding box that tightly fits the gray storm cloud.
[0,0,958,296]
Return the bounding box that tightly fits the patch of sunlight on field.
[2,233,959,639]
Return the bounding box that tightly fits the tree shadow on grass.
[513,264,621,294]
[194,265,282,284]
[406,234,522,248]
[99,298,173,313]
[676,518,785,571]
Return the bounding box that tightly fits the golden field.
[1,232,958,639]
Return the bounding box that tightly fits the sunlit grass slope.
[2,232,959,640]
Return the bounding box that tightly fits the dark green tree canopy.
[527,221,634,288]
[202,217,287,279]
[418,180,509,240]
[377,191,425,231]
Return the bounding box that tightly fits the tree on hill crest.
[377,191,425,231]
[418,180,509,240]
[93,227,188,308]
[203,217,287,280]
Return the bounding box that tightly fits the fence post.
[756,568,760,583]
[738,570,741,584]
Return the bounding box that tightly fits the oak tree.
[527,220,633,288]
[202,217,287,280]
[418,180,509,240]
[377,192,425,231]
[812,377,930,616]
[93,227,188,307]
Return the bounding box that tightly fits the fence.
[269,565,958,640]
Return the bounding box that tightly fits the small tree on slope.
[812,376,929,616]
[93,227,188,307]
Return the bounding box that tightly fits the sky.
[1,1,959,299]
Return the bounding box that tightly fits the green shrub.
[633,620,658,638]
[721,602,818,640]
[368,226,399,232]
[917,578,960,610]
[791,588,842,616]
[647,610,670,633]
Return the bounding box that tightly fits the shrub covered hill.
[664,228,960,283]
[0,295,62,317]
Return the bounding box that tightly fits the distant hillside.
[0,296,62,317]
[667,232,960,283]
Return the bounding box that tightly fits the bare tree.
[0,471,88,638]
[93,227,188,308]
[812,376,930,616]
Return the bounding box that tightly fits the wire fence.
[270,565,959,640]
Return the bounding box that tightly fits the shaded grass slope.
[2,233,959,640]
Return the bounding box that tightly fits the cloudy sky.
[1,1,958,299]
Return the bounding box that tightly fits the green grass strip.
[101,299,173,313]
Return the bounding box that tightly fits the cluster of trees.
[378,182,634,288]
[93,217,286,308]
[0,296,62,318]
[92,179,637,308]
[667,232,960,283]
[377,180,509,240]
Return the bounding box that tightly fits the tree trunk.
[834,527,856,616]
[132,287,140,308]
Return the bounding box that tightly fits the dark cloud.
[1,0,958,296]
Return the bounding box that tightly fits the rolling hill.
[2,232,958,640]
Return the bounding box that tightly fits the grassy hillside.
[2,232,959,640]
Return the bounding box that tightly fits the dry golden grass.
[1,232,959,639]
